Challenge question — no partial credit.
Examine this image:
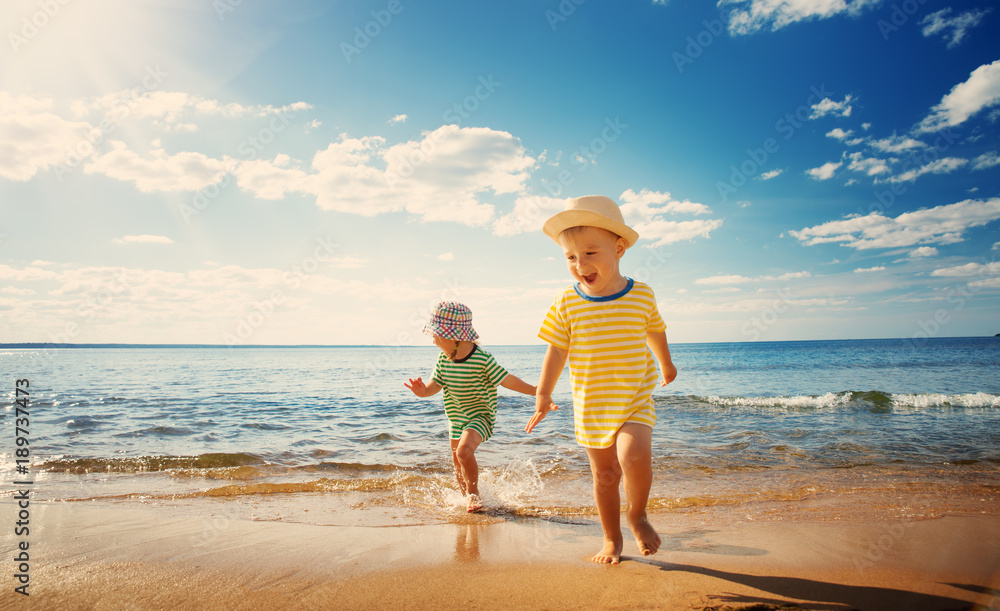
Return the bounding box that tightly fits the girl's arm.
[404,377,442,397]
[524,344,567,433]
[500,374,536,396]
[647,330,677,387]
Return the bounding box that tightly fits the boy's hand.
[525,394,559,433]
[660,361,678,387]
[404,377,428,397]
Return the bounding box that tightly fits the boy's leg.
[455,429,483,511]
[616,422,660,556]
[449,438,467,494]
[585,444,624,564]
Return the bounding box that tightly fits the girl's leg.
[616,422,660,556]
[585,444,624,564]
[454,429,483,511]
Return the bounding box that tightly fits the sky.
[1,0,998,346]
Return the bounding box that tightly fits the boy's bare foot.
[591,537,623,564]
[466,494,483,513]
[628,516,661,556]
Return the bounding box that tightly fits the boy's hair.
[558,225,624,244]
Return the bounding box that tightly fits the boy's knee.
[455,443,476,463]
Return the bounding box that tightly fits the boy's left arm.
[647,330,677,387]
[500,374,537,397]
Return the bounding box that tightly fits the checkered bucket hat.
[423,301,479,342]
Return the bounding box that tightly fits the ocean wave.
[704,392,852,409]
[41,452,265,474]
[891,392,1000,408]
[700,391,1000,411]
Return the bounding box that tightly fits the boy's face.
[558,226,628,297]
[431,334,456,353]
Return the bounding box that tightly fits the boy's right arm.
[525,344,568,433]
[404,377,441,398]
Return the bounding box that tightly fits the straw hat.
[542,195,639,249]
[423,301,479,342]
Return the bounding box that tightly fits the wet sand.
[5,500,1000,610]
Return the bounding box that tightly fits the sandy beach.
[6,499,999,610]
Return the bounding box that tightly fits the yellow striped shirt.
[538,278,666,448]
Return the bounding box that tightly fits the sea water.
[2,338,998,526]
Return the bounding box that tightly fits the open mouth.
[582,273,597,284]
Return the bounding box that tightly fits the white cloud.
[631,218,724,248]
[869,134,925,153]
[887,157,968,183]
[931,261,1000,277]
[854,266,886,273]
[806,161,842,180]
[619,188,711,218]
[388,114,408,124]
[695,271,809,285]
[493,196,567,237]
[917,60,1000,132]
[810,94,854,119]
[227,126,536,227]
[790,197,1000,250]
[908,246,938,258]
[1,287,35,296]
[84,141,232,193]
[847,152,892,176]
[696,274,752,285]
[71,91,311,131]
[0,94,102,181]
[826,128,854,141]
[920,8,991,48]
[721,0,880,35]
[437,252,454,261]
[757,169,783,180]
[972,151,1000,170]
[111,235,174,245]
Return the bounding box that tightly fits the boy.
[525,195,677,564]
[406,301,536,512]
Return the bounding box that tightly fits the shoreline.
[7,500,1000,610]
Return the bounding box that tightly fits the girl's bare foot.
[466,494,483,513]
[628,516,660,556]
[591,537,623,564]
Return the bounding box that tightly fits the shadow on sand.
[634,559,975,610]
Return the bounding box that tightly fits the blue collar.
[574,277,634,302]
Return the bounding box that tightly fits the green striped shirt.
[431,346,508,440]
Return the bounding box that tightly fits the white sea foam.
[891,392,1000,408]
[706,392,852,409]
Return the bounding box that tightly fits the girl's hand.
[404,377,428,397]
[660,361,678,387]
[525,394,559,433]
